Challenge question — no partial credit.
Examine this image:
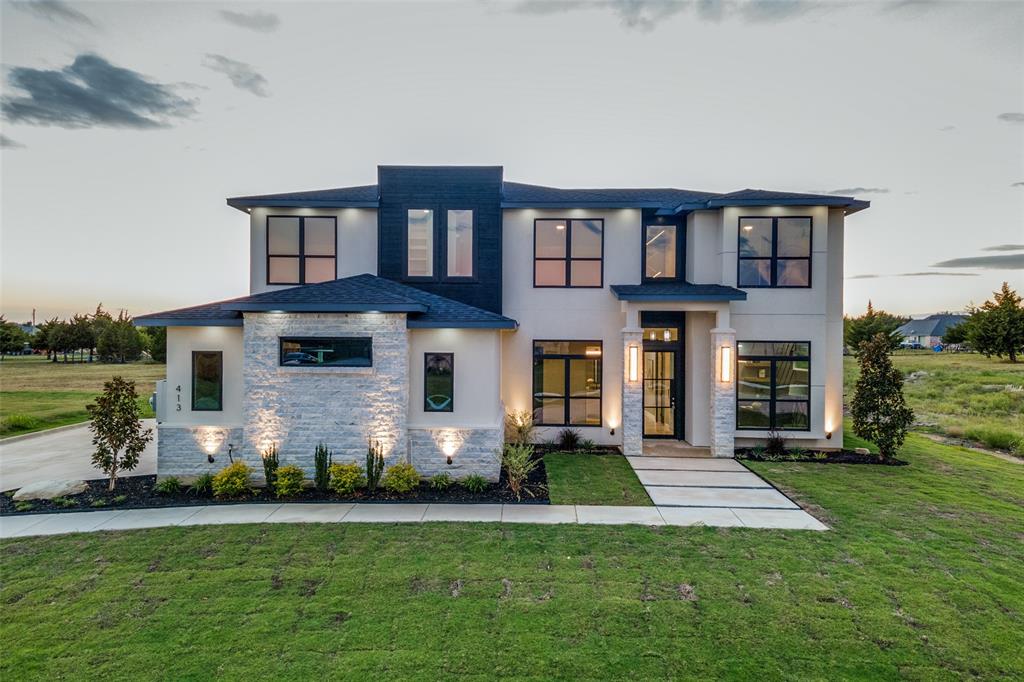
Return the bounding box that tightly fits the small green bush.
[502,443,539,501]
[189,472,214,496]
[51,496,77,508]
[460,473,488,494]
[1,414,42,434]
[366,439,385,492]
[579,438,597,452]
[382,462,420,493]
[112,494,128,505]
[965,426,1022,452]
[429,472,453,490]
[327,463,365,495]
[557,428,581,451]
[261,443,280,493]
[274,465,305,498]
[14,501,35,512]
[153,477,182,495]
[212,461,253,498]
[90,499,106,508]
[314,443,332,492]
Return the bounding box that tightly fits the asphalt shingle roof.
[227,185,379,209]
[610,282,747,302]
[896,314,967,338]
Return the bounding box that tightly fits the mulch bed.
[1,459,549,515]
[735,449,908,466]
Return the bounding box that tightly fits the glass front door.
[643,350,676,437]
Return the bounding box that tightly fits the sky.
[1,0,1022,324]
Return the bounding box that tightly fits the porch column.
[709,325,737,458]
[621,327,643,457]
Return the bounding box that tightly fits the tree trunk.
[108,467,118,492]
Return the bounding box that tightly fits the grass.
[0,355,162,437]
[845,351,1024,455]
[2,430,1022,678]
[544,452,652,506]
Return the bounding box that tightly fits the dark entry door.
[641,312,684,439]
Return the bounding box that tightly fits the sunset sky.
[1,0,1021,324]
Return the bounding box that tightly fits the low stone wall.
[408,426,503,481]
[157,426,243,480]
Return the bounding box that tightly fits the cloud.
[931,255,1024,269]
[512,1,829,31]
[1,54,196,129]
[202,55,269,97]
[982,244,1024,252]
[12,0,94,26]
[847,271,980,280]
[824,187,890,195]
[939,125,956,132]
[997,112,1024,123]
[1012,182,1024,187]
[219,9,280,32]
[1,134,26,149]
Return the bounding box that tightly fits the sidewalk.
[0,501,827,538]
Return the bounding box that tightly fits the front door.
[641,312,684,439]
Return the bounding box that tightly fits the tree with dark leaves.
[852,333,914,460]
[87,376,153,491]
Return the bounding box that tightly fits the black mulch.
[1,459,549,516]
[735,449,908,466]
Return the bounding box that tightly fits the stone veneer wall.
[242,312,410,473]
[708,328,737,458]
[157,426,243,480]
[620,329,643,457]
[408,425,503,481]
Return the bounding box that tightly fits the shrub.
[852,333,915,459]
[52,496,77,508]
[461,473,488,494]
[382,463,420,493]
[328,463,365,495]
[189,472,214,496]
[502,443,539,501]
[89,499,106,508]
[765,429,786,457]
[314,443,333,492]
[429,472,453,490]
[964,426,1022,452]
[212,461,253,498]
[112,494,128,505]
[579,438,597,452]
[1,414,42,434]
[14,501,35,512]
[557,428,581,451]
[505,409,535,445]
[86,376,153,491]
[261,443,280,492]
[153,477,182,495]
[366,439,385,492]
[274,465,305,498]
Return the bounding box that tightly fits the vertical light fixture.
[720,345,733,383]
[628,344,639,382]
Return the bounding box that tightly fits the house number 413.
[175,384,182,411]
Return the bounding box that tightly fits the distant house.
[896,314,966,348]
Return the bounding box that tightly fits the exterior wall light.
[628,344,639,383]
[720,345,733,383]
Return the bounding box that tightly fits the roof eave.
[501,201,666,209]
[612,292,747,302]
[407,319,518,330]
[223,302,428,313]
[226,198,379,212]
[134,317,242,327]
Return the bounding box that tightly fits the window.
[532,341,602,426]
[407,209,434,277]
[267,216,336,285]
[279,337,372,367]
[644,224,678,281]
[192,351,223,411]
[737,217,811,287]
[534,219,603,287]
[446,210,473,278]
[736,342,810,431]
[424,352,454,412]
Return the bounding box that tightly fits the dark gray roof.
[895,314,966,338]
[136,275,517,329]
[610,282,747,302]
[705,189,869,213]
[500,182,720,209]
[226,184,379,210]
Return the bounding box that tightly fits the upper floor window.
[280,337,372,367]
[644,224,680,281]
[447,210,473,278]
[736,341,810,431]
[737,217,811,288]
[267,216,336,285]
[407,209,434,278]
[532,341,602,426]
[192,351,223,411]
[534,219,603,288]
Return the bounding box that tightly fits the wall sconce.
[825,431,833,440]
[628,344,639,382]
[720,345,733,383]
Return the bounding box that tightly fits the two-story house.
[136,166,868,481]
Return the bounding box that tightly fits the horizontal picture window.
[279,337,372,368]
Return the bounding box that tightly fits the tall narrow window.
[267,216,336,285]
[192,351,223,411]
[424,352,454,412]
[736,342,810,430]
[532,341,602,425]
[407,209,434,277]
[737,217,811,288]
[644,224,678,280]
[446,210,473,278]
[534,219,604,287]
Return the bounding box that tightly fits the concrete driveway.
[0,420,157,492]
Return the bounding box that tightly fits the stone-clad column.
[621,328,643,457]
[709,327,737,458]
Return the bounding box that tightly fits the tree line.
[0,305,166,363]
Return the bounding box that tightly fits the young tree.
[844,301,907,352]
[852,333,915,460]
[87,376,153,491]
[963,282,1024,363]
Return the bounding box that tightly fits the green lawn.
[0,356,162,437]
[845,351,1024,455]
[2,431,1021,679]
[544,452,652,506]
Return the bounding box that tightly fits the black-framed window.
[643,223,681,282]
[737,216,811,288]
[267,216,336,285]
[279,337,372,368]
[407,209,434,278]
[737,341,810,431]
[534,219,603,287]
[192,351,223,411]
[424,352,454,412]
[446,210,473,278]
[532,341,602,426]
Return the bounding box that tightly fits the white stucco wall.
[163,326,244,427]
[247,207,377,294]
[408,328,503,428]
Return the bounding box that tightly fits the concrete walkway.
[0,421,158,491]
[0,498,827,538]
[627,456,826,529]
